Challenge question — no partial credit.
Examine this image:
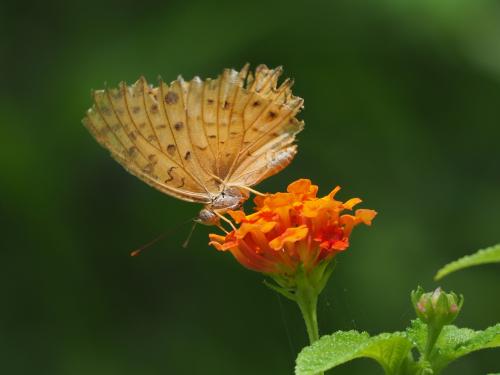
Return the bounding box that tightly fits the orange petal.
[248,209,276,222]
[332,239,349,251]
[287,179,312,194]
[227,210,246,223]
[327,186,341,200]
[343,198,362,210]
[253,195,266,209]
[339,214,356,225]
[208,233,238,251]
[339,214,356,236]
[269,225,309,250]
[208,233,226,242]
[302,199,327,218]
[208,240,224,251]
[355,209,377,225]
[267,192,295,208]
[236,223,257,238]
[260,221,277,233]
[287,179,318,198]
[236,221,277,239]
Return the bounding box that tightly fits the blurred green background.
[2,0,499,374]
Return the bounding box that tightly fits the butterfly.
[83,64,304,228]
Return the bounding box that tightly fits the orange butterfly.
[83,64,303,228]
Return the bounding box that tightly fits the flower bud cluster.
[411,286,464,327]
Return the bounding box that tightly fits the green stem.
[296,286,319,343]
[423,324,443,361]
[295,278,322,375]
[269,262,335,375]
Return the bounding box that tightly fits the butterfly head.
[195,187,250,226]
[196,208,220,226]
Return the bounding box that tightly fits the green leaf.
[406,319,427,354]
[432,323,500,372]
[406,320,500,373]
[435,244,500,280]
[295,330,413,375]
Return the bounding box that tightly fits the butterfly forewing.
[84,85,212,203]
[83,64,303,206]
[185,77,218,180]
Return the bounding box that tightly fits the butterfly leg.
[216,223,229,234]
[214,210,237,231]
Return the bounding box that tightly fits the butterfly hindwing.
[223,65,304,185]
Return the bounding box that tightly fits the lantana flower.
[209,179,377,343]
[209,179,376,276]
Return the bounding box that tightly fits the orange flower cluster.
[209,179,377,275]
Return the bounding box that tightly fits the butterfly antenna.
[182,221,198,249]
[130,217,195,257]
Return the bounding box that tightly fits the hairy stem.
[423,324,443,362]
[296,286,319,343]
[295,275,323,375]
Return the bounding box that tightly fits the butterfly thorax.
[196,186,249,226]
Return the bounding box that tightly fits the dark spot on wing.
[167,144,176,155]
[165,167,175,183]
[128,146,138,157]
[165,91,179,104]
[101,106,112,116]
[177,177,185,188]
[143,163,155,173]
[128,131,137,140]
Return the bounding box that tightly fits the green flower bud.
[411,286,464,327]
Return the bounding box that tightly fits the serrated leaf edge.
[435,243,500,280]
